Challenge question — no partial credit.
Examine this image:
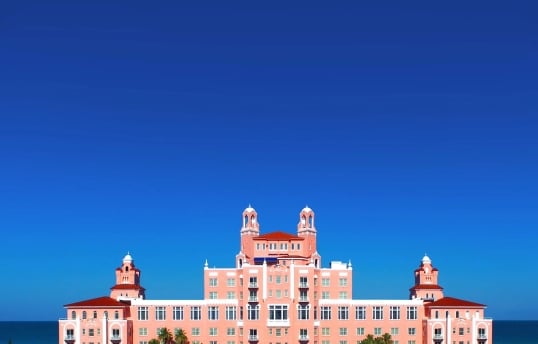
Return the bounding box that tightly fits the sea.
[0,321,536,344]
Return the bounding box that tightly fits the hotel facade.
[59,206,493,344]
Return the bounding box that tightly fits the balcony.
[111,335,121,344]
[64,335,75,344]
[433,333,443,344]
[248,335,259,342]
[299,282,309,288]
[249,282,258,288]
[477,333,488,344]
[298,296,309,303]
[248,296,259,302]
[299,334,309,341]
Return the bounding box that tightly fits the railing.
[249,296,258,302]
[299,296,309,302]
[248,334,259,341]
[299,334,309,341]
[478,334,488,339]
[249,282,258,288]
[299,282,309,288]
[433,334,443,339]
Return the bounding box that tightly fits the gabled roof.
[64,296,129,308]
[254,231,303,241]
[426,296,485,308]
[110,284,145,291]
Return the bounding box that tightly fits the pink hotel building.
[59,206,493,344]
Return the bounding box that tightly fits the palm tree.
[360,334,376,344]
[157,327,173,344]
[174,328,189,344]
[380,332,393,344]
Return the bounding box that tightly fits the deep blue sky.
[1,1,537,321]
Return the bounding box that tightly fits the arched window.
[71,311,76,320]
[308,215,313,227]
[82,311,87,319]
[115,311,119,319]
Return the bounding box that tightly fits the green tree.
[148,339,159,344]
[157,327,173,344]
[359,333,392,344]
[174,328,189,344]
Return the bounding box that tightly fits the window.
[300,276,308,288]
[93,311,97,319]
[227,278,235,287]
[190,306,201,320]
[298,305,309,320]
[322,278,330,286]
[391,327,399,335]
[321,306,331,320]
[268,305,288,320]
[112,329,120,338]
[322,328,330,336]
[390,306,400,320]
[138,307,148,321]
[300,328,308,340]
[249,277,258,287]
[209,291,218,299]
[191,328,200,336]
[407,306,417,320]
[209,278,218,286]
[459,328,464,335]
[356,306,366,320]
[227,291,236,299]
[209,328,218,336]
[322,291,330,299]
[338,306,349,320]
[82,311,87,320]
[250,329,258,340]
[339,291,348,299]
[373,306,383,320]
[356,328,365,335]
[208,306,219,320]
[407,341,416,344]
[114,311,119,319]
[276,276,281,284]
[139,328,148,336]
[89,329,95,336]
[374,328,382,336]
[339,278,347,286]
[173,306,184,320]
[71,311,76,320]
[408,328,416,335]
[156,307,166,320]
[226,306,237,320]
[248,304,260,320]
[339,328,348,336]
[227,327,236,336]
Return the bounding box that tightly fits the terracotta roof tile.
[426,296,485,308]
[111,284,145,290]
[254,231,303,241]
[410,284,444,290]
[64,296,129,308]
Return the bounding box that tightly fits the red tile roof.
[410,284,444,290]
[64,296,130,308]
[110,284,145,290]
[254,231,303,241]
[426,296,485,308]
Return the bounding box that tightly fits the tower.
[110,252,146,300]
[237,205,260,267]
[297,206,319,266]
[409,254,444,301]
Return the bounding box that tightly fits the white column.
[263,260,267,300]
[76,317,81,344]
[102,316,107,344]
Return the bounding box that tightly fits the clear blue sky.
[1,1,537,321]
